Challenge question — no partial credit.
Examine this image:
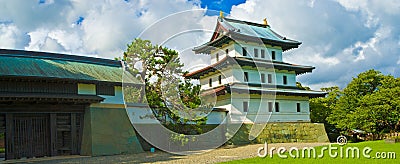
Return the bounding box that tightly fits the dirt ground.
[3,143,328,164]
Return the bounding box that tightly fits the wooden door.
[6,114,51,159]
[5,113,83,160]
[54,113,83,155]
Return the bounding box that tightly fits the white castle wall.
[209,94,311,124]
[199,68,297,90]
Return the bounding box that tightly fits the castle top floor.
[193,16,301,64]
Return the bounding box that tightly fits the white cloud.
[339,26,392,63]
[136,9,217,71]
[306,81,338,91]
[285,46,340,67]
[337,0,400,15]
[0,24,23,49]
[335,0,378,28]
[26,28,53,51]
[308,0,316,8]
[1,0,399,89]
[229,0,400,89]
[47,30,83,52]
[0,0,204,59]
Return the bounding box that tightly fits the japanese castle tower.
[185,14,325,124]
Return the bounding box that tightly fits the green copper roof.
[0,49,139,84]
[193,18,302,53]
[221,18,298,44]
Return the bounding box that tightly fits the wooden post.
[71,113,77,154]
[50,113,57,156]
[5,114,13,160]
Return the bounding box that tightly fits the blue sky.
[200,0,246,15]
[0,0,399,90]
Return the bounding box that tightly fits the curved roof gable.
[194,17,301,53]
[220,18,300,44]
[184,56,314,79]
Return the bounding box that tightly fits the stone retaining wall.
[228,123,329,145]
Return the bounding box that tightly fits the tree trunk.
[138,62,147,103]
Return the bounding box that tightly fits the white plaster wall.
[232,42,283,62]
[200,68,233,90]
[206,111,226,124]
[274,72,296,86]
[200,68,297,89]
[228,96,310,123]
[209,42,283,63]
[126,106,160,124]
[230,68,296,86]
[246,113,311,122]
[201,41,298,89]
[78,83,96,95]
[206,100,232,124]
[210,44,235,64]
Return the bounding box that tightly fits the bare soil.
[3,143,328,164]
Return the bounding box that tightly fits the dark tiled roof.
[200,85,227,96]
[184,56,314,79]
[200,84,326,98]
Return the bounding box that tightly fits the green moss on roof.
[0,55,138,84]
[225,21,284,43]
[221,18,301,44]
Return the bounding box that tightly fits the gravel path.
[4,143,328,164]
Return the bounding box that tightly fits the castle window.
[275,102,280,112]
[243,101,248,112]
[244,72,249,82]
[216,53,219,62]
[242,47,247,56]
[268,102,273,112]
[218,75,222,84]
[209,78,212,87]
[297,103,301,112]
[225,49,229,55]
[261,49,265,58]
[271,51,276,60]
[268,74,272,83]
[261,73,266,83]
[283,75,287,85]
[254,48,258,58]
[97,85,115,96]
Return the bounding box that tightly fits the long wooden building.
[0,49,144,160]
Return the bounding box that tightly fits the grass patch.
[223,140,399,164]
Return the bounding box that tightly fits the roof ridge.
[223,17,268,28]
[184,55,232,77]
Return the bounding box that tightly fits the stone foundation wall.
[228,122,329,145]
